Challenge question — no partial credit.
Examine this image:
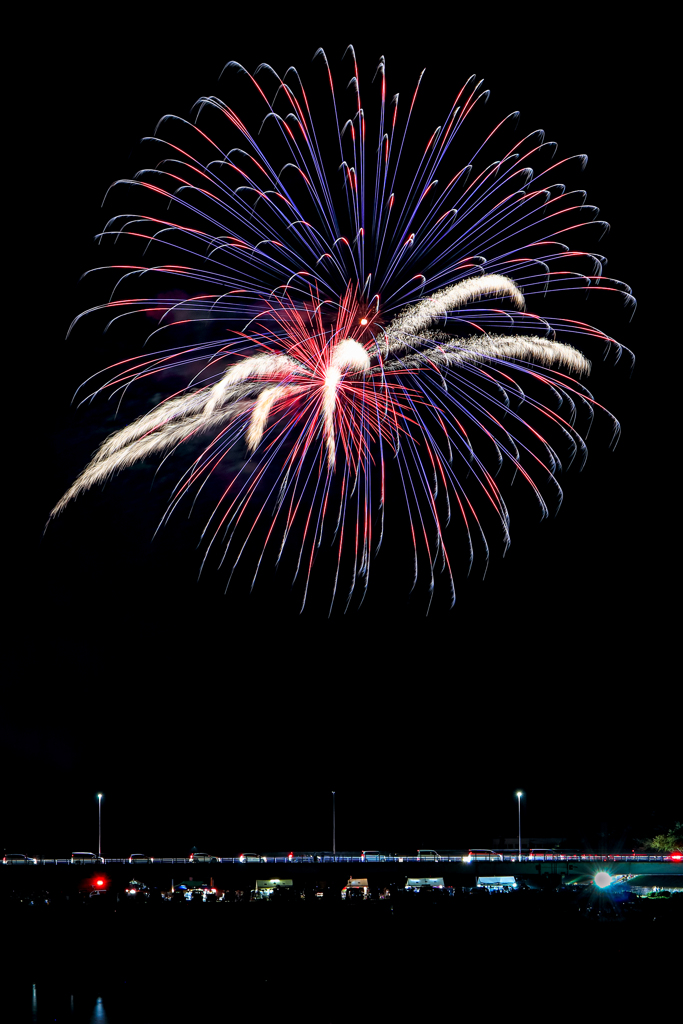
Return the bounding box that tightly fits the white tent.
[406,877,445,888]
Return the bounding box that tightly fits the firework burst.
[51,49,634,610]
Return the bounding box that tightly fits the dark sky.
[6,14,675,857]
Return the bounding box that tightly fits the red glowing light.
[96,878,104,886]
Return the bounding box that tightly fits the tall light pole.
[516,791,523,861]
[332,791,336,857]
[97,793,103,858]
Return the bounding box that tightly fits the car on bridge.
[361,851,389,862]
[239,852,266,863]
[462,850,504,863]
[3,853,38,864]
[71,852,104,865]
[129,853,154,864]
[417,850,440,862]
[189,852,220,864]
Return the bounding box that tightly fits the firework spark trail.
[49,400,250,519]
[393,335,590,376]
[50,50,633,609]
[386,275,525,341]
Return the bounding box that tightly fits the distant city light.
[594,872,612,888]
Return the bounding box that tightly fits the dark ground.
[4,885,681,1022]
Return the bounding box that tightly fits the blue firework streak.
[51,48,634,610]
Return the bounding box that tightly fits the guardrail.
[3,853,681,866]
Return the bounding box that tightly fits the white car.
[3,853,38,865]
[129,852,154,864]
[189,852,220,864]
[71,852,104,865]
[462,849,503,863]
[238,852,265,863]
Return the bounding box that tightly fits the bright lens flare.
[49,50,634,610]
[594,872,612,889]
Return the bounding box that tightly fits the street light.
[332,791,336,858]
[97,793,103,858]
[516,792,523,861]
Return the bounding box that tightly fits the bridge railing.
[4,853,679,867]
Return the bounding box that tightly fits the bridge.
[3,852,681,891]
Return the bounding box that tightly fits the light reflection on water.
[90,995,109,1024]
[24,982,222,1023]
[25,985,116,1023]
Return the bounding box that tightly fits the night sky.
[6,15,675,860]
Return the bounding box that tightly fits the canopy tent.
[476,876,517,889]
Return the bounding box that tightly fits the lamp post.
[516,791,523,861]
[97,793,103,858]
[332,791,336,858]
